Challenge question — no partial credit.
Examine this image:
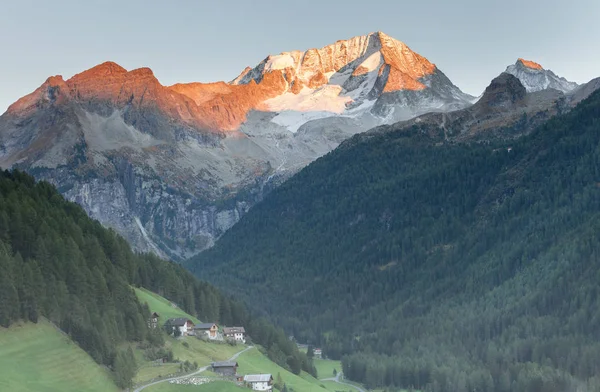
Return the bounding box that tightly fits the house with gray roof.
[223,326,246,342]
[243,374,273,390]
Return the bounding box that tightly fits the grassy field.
[237,346,331,392]
[0,319,119,392]
[134,362,181,385]
[169,335,242,364]
[314,359,342,380]
[135,287,201,324]
[146,380,247,392]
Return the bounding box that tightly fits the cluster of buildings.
[159,316,246,343]
[150,313,273,390]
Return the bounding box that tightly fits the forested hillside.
[0,170,313,388]
[188,89,600,391]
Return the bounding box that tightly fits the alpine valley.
[3,26,600,392]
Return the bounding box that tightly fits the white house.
[165,318,194,336]
[243,374,273,391]
[223,326,246,342]
[313,348,322,359]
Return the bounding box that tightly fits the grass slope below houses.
[0,318,119,392]
[135,287,201,325]
[132,335,243,386]
[146,380,248,392]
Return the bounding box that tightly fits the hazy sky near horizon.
[1,0,599,113]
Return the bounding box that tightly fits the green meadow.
[0,319,119,392]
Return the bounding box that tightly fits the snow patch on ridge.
[355,52,382,74]
[264,85,352,114]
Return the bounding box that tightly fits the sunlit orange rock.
[518,58,543,70]
[382,65,427,92]
[7,32,445,134]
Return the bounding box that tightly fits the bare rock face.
[0,32,475,260]
[478,73,527,108]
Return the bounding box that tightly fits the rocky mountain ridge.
[0,33,589,259]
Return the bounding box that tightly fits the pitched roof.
[165,318,192,326]
[244,374,273,382]
[212,361,238,368]
[195,322,217,329]
[223,327,246,334]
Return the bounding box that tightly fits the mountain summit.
[505,58,578,93]
[0,33,472,259]
[227,31,473,129]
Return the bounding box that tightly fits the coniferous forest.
[188,89,600,391]
[0,170,313,388]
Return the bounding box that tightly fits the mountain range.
[0,32,595,260]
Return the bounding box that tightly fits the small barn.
[211,361,238,376]
[243,374,273,391]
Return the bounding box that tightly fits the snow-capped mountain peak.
[505,58,578,93]
[224,31,472,130]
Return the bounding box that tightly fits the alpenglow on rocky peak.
[233,31,436,92]
[505,58,579,93]
[0,31,474,261]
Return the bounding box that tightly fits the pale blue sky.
[1,0,599,112]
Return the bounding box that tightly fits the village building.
[243,374,273,391]
[164,318,194,336]
[194,322,221,340]
[148,312,160,329]
[223,326,246,342]
[313,348,323,359]
[211,361,238,376]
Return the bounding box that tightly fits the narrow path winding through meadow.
[132,345,253,392]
